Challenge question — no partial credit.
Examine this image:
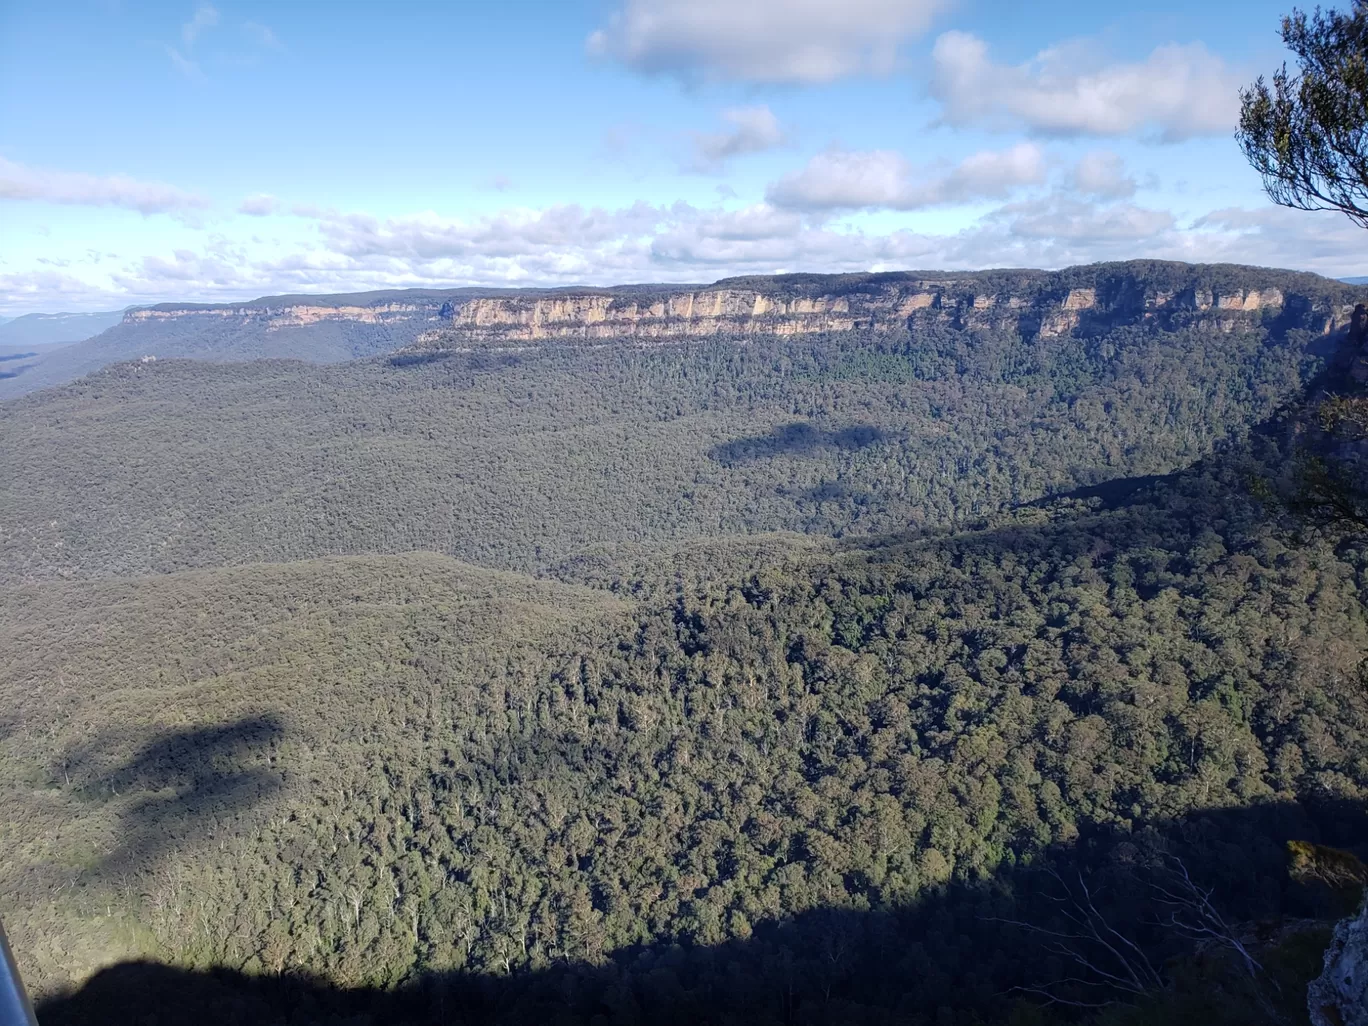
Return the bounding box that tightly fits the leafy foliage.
[1239,1,1368,226]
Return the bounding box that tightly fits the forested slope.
[3,261,1368,1025]
[6,458,1368,1024]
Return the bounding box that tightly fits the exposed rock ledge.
[125,302,439,331]
[1310,897,1368,1026]
[429,283,1305,344]
[117,263,1367,349]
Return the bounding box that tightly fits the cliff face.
[432,284,1302,343]
[411,264,1363,348]
[4,262,1359,403]
[107,263,1363,349]
[0,299,454,401]
[123,301,447,331]
[1310,897,1368,1026]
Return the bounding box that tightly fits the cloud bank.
[5,191,1361,315]
[767,143,1047,211]
[930,32,1241,140]
[0,157,210,215]
[589,0,951,83]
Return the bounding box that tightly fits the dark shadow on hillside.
[0,351,38,363]
[33,797,1368,1026]
[1024,471,1188,512]
[833,466,1222,560]
[389,350,525,372]
[709,422,888,467]
[389,349,456,368]
[834,315,1363,559]
[781,480,877,506]
[62,714,285,878]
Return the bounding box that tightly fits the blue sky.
[1,0,1362,314]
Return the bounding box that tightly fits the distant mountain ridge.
[0,309,125,349]
[1,261,1363,401]
[0,289,529,399]
[410,261,1365,347]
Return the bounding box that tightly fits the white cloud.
[1190,205,1368,266]
[7,195,1368,316]
[243,20,283,50]
[164,45,204,81]
[649,206,924,268]
[0,157,210,215]
[766,143,1046,211]
[312,202,673,267]
[292,199,1365,284]
[1070,151,1137,199]
[930,32,1241,141]
[182,5,219,47]
[987,195,1174,243]
[238,193,279,216]
[690,106,785,171]
[588,0,952,83]
[0,268,116,308]
[168,5,219,77]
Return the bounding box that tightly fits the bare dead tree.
[987,867,1165,1008]
[990,858,1273,1011]
[1151,856,1265,980]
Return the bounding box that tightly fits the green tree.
[1239,1,1368,227]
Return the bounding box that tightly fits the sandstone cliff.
[111,262,1365,348]
[408,263,1364,349]
[3,262,1361,402]
[123,300,447,331]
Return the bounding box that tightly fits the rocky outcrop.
[2,263,1346,403]
[406,266,1359,349]
[108,264,1368,355]
[1349,304,1368,383]
[124,301,446,332]
[1310,897,1368,1026]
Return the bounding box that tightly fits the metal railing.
[0,919,38,1026]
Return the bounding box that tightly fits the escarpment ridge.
[410,261,1366,346]
[110,261,1368,343]
[2,261,1362,401]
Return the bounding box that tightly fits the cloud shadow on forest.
[60,713,286,878]
[709,422,888,467]
[783,479,877,506]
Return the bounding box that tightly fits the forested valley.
[3,261,1368,1025]
[0,262,1349,582]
